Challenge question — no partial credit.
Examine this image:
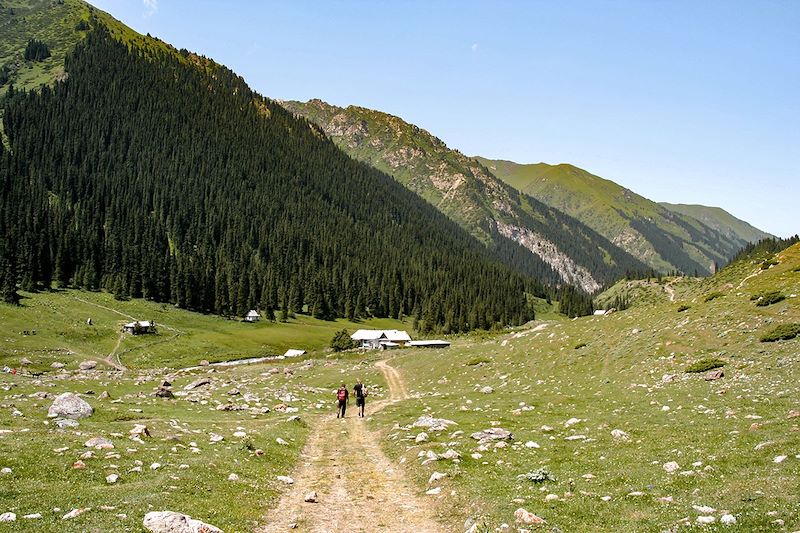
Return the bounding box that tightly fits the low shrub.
[685,357,726,373]
[330,329,355,352]
[752,291,785,307]
[760,323,800,342]
[703,291,725,302]
[466,356,491,366]
[517,467,555,483]
[761,259,779,270]
[677,304,690,312]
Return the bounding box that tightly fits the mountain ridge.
[476,157,763,274]
[281,99,648,292]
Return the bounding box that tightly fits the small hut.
[244,310,261,323]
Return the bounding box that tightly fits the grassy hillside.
[281,99,648,292]
[0,288,409,370]
[476,157,757,275]
[371,242,800,531]
[660,202,774,244]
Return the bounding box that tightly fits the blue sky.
[90,1,798,237]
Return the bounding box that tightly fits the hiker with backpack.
[353,378,368,417]
[335,383,349,418]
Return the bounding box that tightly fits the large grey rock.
[79,360,97,371]
[143,511,223,533]
[47,393,94,419]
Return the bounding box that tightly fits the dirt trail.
[664,283,676,302]
[102,331,127,371]
[258,360,445,533]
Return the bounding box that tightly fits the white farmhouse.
[350,329,412,350]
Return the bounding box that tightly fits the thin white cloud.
[471,43,479,52]
[143,0,158,17]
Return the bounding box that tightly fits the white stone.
[277,475,294,484]
[62,508,89,520]
[663,461,680,474]
[426,487,442,495]
[696,516,716,525]
[524,441,540,448]
[774,455,787,463]
[0,513,16,522]
[227,473,239,482]
[611,429,630,441]
[415,432,429,443]
[106,473,119,484]
[720,514,737,525]
[143,511,222,533]
[429,471,446,484]
[692,505,716,514]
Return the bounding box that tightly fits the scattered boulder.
[78,360,97,371]
[440,449,461,460]
[304,491,318,503]
[425,487,442,495]
[0,512,16,522]
[51,362,65,369]
[227,473,239,482]
[62,508,89,520]
[155,387,174,399]
[47,393,94,419]
[721,514,737,525]
[277,475,294,484]
[54,418,80,429]
[184,378,211,391]
[663,461,680,474]
[199,360,210,367]
[514,508,545,525]
[415,432,429,443]
[480,386,494,394]
[85,437,114,449]
[20,358,33,366]
[429,471,446,484]
[413,415,457,432]
[705,369,724,381]
[143,511,222,533]
[130,424,151,438]
[470,427,513,444]
[106,473,119,484]
[611,429,630,441]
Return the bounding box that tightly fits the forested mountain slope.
[281,99,648,292]
[0,22,541,333]
[659,202,773,244]
[476,158,761,275]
